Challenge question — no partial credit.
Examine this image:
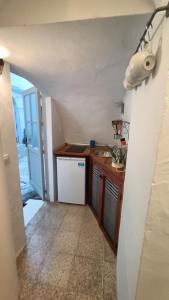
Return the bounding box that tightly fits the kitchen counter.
[54,143,125,184]
[54,143,125,253]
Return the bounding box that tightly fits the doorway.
[11,73,44,225]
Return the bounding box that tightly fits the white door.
[23,87,44,199]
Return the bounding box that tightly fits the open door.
[23,87,45,200]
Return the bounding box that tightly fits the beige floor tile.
[75,293,103,300]
[80,227,104,242]
[28,232,51,249]
[37,213,64,232]
[81,215,98,226]
[66,204,88,217]
[80,221,104,241]
[25,215,43,243]
[68,256,103,297]
[19,277,36,299]
[104,240,116,264]
[59,215,83,233]
[76,235,104,261]
[39,253,74,289]
[83,208,97,221]
[51,230,79,255]
[103,261,117,300]
[17,203,117,300]
[19,281,57,300]
[83,206,95,218]
[17,248,45,281]
[53,290,76,300]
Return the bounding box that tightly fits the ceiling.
[0,14,149,144]
[0,0,154,26]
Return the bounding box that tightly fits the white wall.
[117,15,169,300]
[0,0,154,26]
[0,15,149,146]
[135,48,169,300]
[123,97,133,123]
[58,97,121,145]
[0,63,25,256]
[52,99,65,200]
[0,136,18,300]
[45,97,65,202]
[154,0,168,7]
[51,99,65,151]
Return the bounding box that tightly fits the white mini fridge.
[57,157,86,205]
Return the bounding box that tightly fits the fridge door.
[57,157,86,205]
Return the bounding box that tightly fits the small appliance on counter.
[90,140,96,148]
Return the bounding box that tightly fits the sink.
[65,145,87,153]
[96,151,112,158]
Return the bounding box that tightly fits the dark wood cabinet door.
[102,177,120,248]
[90,161,124,254]
[91,166,100,217]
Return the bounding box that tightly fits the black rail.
[135,1,169,53]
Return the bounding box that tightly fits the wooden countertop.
[54,143,93,157]
[54,144,125,184]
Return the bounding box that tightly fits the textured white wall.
[0,63,25,256]
[153,0,169,7]
[123,98,133,123]
[45,97,65,202]
[136,51,169,300]
[58,97,121,145]
[0,16,149,146]
[0,136,18,300]
[52,99,65,201]
[0,0,154,26]
[52,99,65,150]
[117,15,169,300]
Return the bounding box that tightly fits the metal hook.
[147,29,151,41]
[135,2,169,53]
[143,36,148,45]
[145,25,151,42]
[139,38,143,51]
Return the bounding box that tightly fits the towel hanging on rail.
[123,2,169,90]
[123,47,156,90]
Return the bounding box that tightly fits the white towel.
[124,48,156,90]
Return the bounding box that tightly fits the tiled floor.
[17,203,117,300]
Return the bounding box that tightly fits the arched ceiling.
[0,0,154,26]
[0,15,150,144]
[153,0,169,7]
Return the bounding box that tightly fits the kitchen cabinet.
[102,177,123,251]
[54,143,124,254]
[91,166,100,216]
[90,161,124,254]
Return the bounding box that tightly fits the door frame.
[23,87,45,200]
